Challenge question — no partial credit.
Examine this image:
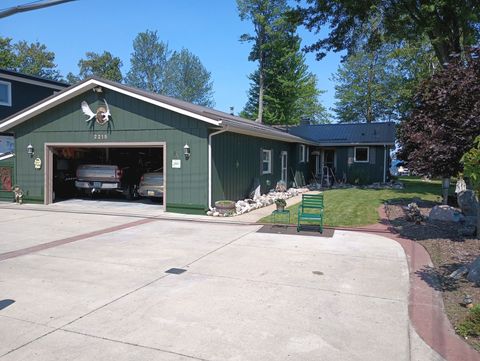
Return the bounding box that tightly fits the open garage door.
[45,142,166,207]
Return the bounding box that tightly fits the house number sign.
[93,134,108,140]
[172,159,181,168]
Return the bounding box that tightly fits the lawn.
[260,177,451,227]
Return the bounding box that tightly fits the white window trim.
[299,144,306,163]
[262,149,272,175]
[354,146,370,163]
[0,81,12,106]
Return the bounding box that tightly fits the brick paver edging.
[371,205,480,361]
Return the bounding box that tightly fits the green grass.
[260,177,450,227]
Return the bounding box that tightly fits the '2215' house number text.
[93,134,108,140]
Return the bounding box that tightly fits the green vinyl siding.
[337,146,388,184]
[211,132,301,204]
[10,89,209,210]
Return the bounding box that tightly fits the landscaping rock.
[449,265,469,279]
[459,224,476,237]
[467,257,480,285]
[429,205,463,222]
[457,190,478,216]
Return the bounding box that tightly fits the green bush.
[457,305,480,338]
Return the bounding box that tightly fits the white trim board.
[0,73,66,91]
[0,78,221,131]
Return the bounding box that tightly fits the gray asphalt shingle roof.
[288,122,396,145]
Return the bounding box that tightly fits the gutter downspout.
[208,126,228,208]
[383,144,387,183]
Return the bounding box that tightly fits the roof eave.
[0,78,222,131]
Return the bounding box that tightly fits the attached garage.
[0,78,313,214]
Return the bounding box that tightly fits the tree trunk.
[442,177,450,205]
[257,66,264,124]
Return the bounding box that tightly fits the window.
[262,149,272,174]
[299,144,305,162]
[0,81,11,106]
[354,147,369,162]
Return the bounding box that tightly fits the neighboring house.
[0,69,68,120]
[289,122,396,185]
[0,77,314,213]
[0,69,68,196]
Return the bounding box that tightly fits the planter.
[215,200,235,215]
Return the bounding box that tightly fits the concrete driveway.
[0,207,442,360]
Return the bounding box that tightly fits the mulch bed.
[385,199,480,352]
[257,224,335,237]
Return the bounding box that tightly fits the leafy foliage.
[165,49,215,107]
[0,36,61,80]
[237,0,288,122]
[126,30,170,94]
[77,51,123,82]
[462,136,480,192]
[126,30,215,106]
[238,0,329,124]
[333,40,438,123]
[398,48,480,178]
[457,304,480,338]
[297,0,480,64]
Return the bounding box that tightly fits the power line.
[0,0,76,19]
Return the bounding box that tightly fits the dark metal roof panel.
[288,122,396,145]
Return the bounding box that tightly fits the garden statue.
[12,186,23,204]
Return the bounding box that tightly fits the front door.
[281,151,288,183]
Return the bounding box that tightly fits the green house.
[0,77,315,214]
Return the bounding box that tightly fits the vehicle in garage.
[138,171,164,199]
[75,163,141,199]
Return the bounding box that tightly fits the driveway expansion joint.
[59,329,211,361]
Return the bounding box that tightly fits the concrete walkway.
[0,205,444,361]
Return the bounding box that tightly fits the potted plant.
[214,200,236,215]
[274,198,287,212]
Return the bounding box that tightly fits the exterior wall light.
[184,144,191,160]
[27,144,34,157]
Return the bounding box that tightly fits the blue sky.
[1,0,344,116]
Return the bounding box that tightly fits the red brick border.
[368,206,480,361]
[0,218,155,262]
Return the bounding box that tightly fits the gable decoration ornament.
[81,98,111,125]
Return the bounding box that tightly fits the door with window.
[281,151,288,183]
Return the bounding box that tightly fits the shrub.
[274,198,287,207]
[457,304,480,338]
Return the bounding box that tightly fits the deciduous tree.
[164,49,214,107]
[77,51,123,82]
[126,30,170,94]
[0,37,61,80]
[297,0,480,65]
[398,48,480,196]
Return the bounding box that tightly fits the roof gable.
[0,77,314,145]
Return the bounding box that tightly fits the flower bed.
[207,187,310,217]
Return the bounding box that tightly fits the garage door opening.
[45,143,166,207]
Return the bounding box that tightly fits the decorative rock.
[449,265,469,279]
[467,257,480,285]
[213,212,219,217]
[457,190,478,216]
[206,211,213,216]
[429,205,463,222]
[275,181,287,192]
[459,224,476,237]
[455,178,467,194]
